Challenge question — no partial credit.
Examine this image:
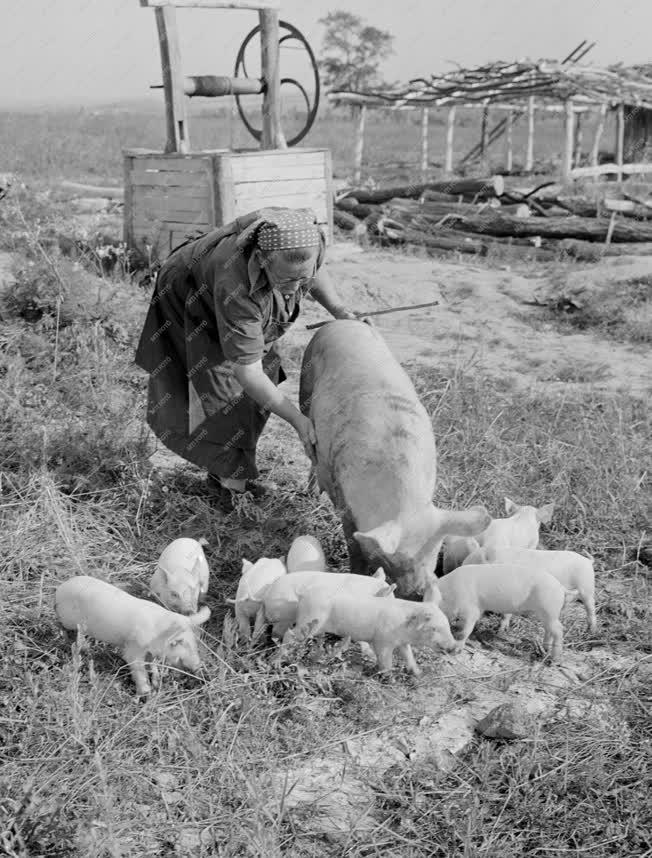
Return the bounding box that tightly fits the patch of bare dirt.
[279,244,652,401]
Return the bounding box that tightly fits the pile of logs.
[334,175,652,259]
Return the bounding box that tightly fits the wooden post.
[563,99,575,182]
[123,155,134,248]
[354,104,366,184]
[259,9,286,149]
[616,102,625,182]
[155,5,190,153]
[573,110,583,167]
[591,103,607,169]
[525,96,535,172]
[505,109,513,173]
[480,104,489,171]
[445,106,456,173]
[420,107,429,180]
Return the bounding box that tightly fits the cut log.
[346,175,504,205]
[420,190,463,204]
[444,211,652,243]
[555,238,652,258]
[335,196,360,212]
[334,209,358,230]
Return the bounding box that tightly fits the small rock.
[476,701,536,740]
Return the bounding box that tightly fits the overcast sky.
[1,0,650,107]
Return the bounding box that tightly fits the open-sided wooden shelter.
[123,0,333,261]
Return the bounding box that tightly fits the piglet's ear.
[422,581,442,605]
[536,502,555,524]
[241,559,254,574]
[372,567,386,581]
[504,497,518,515]
[189,606,211,626]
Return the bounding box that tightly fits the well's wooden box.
[123,147,333,261]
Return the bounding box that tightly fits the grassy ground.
[1,189,650,856]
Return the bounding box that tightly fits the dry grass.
[1,189,651,856]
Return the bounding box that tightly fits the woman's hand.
[294,414,317,463]
[333,307,358,321]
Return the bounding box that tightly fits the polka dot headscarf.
[256,211,321,251]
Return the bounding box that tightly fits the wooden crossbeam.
[141,0,280,9]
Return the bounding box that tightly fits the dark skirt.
[136,251,287,481]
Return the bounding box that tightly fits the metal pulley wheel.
[234,20,320,147]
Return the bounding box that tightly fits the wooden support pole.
[525,96,535,172]
[445,106,456,174]
[155,5,190,153]
[505,109,513,173]
[573,111,583,167]
[563,99,575,182]
[259,9,286,149]
[591,103,607,170]
[480,105,489,171]
[616,102,625,182]
[420,107,429,180]
[354,104,366,184]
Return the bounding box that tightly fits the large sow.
[299,320,489,595]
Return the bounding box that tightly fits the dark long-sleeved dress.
[134,209,325,481]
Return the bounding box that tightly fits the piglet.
[286,535,327,574]
[437,563,575,661]
[463,545,596,631]
[55,575,210,697]
[442,497,554,574]
[262,569,392,639]
[293,580,455,675]
[226,557,287,640]
[149,537,210,614]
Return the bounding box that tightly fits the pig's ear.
[422,581,442,605]
[536,502,555,524]
[372,567,386,581]
[241,559,254,574]
[156,564,171,583]
[504,497,519,515]
[353,521,402,557]
[189,606,211,626]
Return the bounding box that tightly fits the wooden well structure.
[123,0,332,261]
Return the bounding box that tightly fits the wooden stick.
[563,99,575,181]
[259,9,286,149]
[305,301,440,330]
[142,0,280,7]
[570,161,652,179]
[155,5,189,154]
[445,106,456,173]
[573,111,583,168]
[616,102,625,183]
[353,105,366,185]
[505,109,513,173]
[525,96,535,172]
[480,105,489,171]
[420,107,429,181]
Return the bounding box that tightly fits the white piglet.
[286,535,327,574]
[262,569,393,639]
[226,557,287,639]
[463,545,596,632]
[438,564,575,661]
[55,576,210,697]
[149,537,210,614]
[442,497,554,574]
[293,580,455,675]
